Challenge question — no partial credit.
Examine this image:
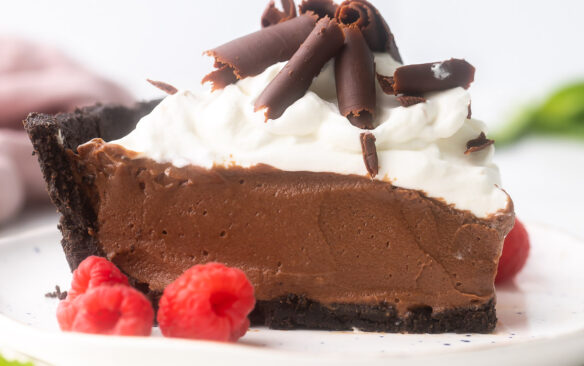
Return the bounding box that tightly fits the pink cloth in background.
[0,37,134,225]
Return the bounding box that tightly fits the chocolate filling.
[335,25,376,129]
[255,17,345,120]
[202,13,318,90]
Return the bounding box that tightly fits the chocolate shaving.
[203,13,318,90]
[467,102,472,119]
[397,95,426,107]
[299,0,338,19]
[360,132,378,178]
[255,17,345,121]
[376,73,394,94]
[335,25,376,129]
[392,58,475,95]
[45,285,67,300]
[146,79,178,95]
[262,0,297,27]
[465,132,494,154]
[335,0,402,63]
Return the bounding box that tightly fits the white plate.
[0,223,583,366]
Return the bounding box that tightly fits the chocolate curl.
[255,17,345,121]
[397,95,426,107]
[392,59,475,95]
[262,0,297,27]
[465,132,494,155]
[146,79,178,95]
[376,73,394,94]
[360,132,378,178]
[299,0,338,19]
[335,0,402,63]
[335,25,376,129]
[203,14,318,90]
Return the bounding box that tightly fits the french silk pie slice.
[25,0,514,333]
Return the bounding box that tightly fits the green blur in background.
[494,82,584,146]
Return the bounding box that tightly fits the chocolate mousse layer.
[25,103,514,333]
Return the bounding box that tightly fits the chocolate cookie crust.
[24,101,159,269]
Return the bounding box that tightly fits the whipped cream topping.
[111,53,509,218]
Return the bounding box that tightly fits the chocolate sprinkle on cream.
[299,0,338,19]
[392,58,475,95]
[203,13,318,90]
[360,132,378,178]
[262,0,297,28]
[146,79,178,95]
[45,285,67,300]
[465,132,494,155]
[255,17,345,121]
[335,0,402,63]
[397,95,426,107]
[467,102,472,119]
[335,25,376,129]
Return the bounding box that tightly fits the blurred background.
[0,0,583,237]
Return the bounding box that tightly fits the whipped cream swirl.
[111,53,509,218]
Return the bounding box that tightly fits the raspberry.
[57,285,154,336]
[67,256,129,301]
[496,218,530,284]
[157,262,255,342]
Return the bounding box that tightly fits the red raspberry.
[157,262,255,342]
[67,256,129,301]
[57,285,154,336]
[496,218,530,284]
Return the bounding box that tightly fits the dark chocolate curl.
[146,79,178,95]
[203,14,318,90]
[393,59,475,95]
[335,0,402,63]
[255,17,345,121]
[376,73,394,94]
[360,132,378,178]
[299,0,338,19]
[262,0,297,27]
[335,26,376,129]
[465,132,494,155]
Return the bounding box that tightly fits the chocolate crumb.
[262,0,297,28]
[397,95,426,107]
[360,132,378,178]
[376,73,394,94]
[465,132,494,154]
[146,79,178,95]
[45,285,67,300]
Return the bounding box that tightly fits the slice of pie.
[25,0,514,333]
